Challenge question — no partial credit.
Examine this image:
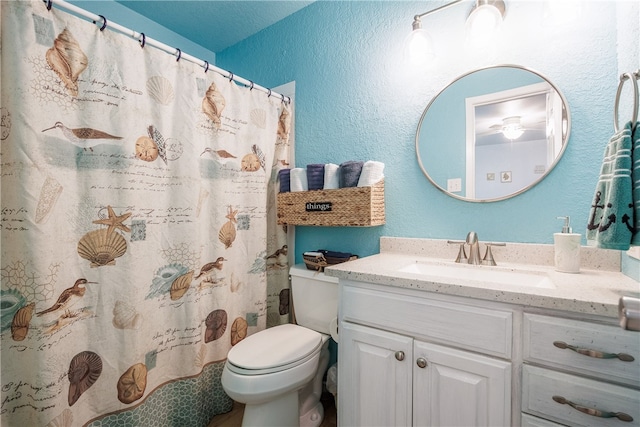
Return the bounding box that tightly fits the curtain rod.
[42,0,291,104]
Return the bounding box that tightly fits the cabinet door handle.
[416,357,427,368]
[395,351,405,361]
[552,396,634,422]
[553,341,635,362]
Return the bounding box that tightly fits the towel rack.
[614,69,639,132]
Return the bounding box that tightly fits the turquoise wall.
[217,1,640,265]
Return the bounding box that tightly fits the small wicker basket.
[277,180,385,227]
[303,253,328,271]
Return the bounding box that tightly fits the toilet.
[221,264,339,427]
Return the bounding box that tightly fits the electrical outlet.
[447,178,462,192]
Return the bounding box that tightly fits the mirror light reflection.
[416,65,570,202]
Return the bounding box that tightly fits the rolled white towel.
[324,163,340,189]
[357,160,385,187]
[290,168,308,192]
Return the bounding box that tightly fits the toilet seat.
[226,324,322,375]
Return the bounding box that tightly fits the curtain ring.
[98,15,107,31]
[203,61,209,73]
[139,33,146,48]
[175,48,182,61]
[287,96,292,104]
[267,88,272,98]
[280,94,285,103]
[46,0,53,11]
[228,72,234,82]
[249,81,254,91]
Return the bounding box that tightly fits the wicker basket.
[303,253,328,271]
[277,180,385,227]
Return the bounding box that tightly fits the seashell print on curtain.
[0,1,291,426]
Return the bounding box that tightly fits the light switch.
[447,178,462,192]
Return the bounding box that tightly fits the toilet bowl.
[221,265,338,427]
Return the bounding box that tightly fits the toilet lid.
[227,324,322,371]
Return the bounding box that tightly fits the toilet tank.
[290,264,338,335]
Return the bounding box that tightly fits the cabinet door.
[413,341,511,427]
[339,322,413,427]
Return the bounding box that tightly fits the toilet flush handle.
[395,351,405,361]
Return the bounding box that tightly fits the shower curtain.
[0,1,292,426]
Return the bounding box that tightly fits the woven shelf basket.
[303,253,328,271]
[277,180,385,227]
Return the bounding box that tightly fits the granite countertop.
[324,237,640,319]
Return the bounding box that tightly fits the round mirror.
[416,65,570,202]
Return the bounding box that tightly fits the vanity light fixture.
[501,116,524,140]
[407,0,506,65]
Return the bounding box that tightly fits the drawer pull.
[552,396,634,422]
[416,357,428,368]
[553,341,635,362]
[395,351,405,361]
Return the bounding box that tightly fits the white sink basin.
[398,261,555,289]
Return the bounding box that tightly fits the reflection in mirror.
[416,65,570,202]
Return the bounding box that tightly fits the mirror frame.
[415,64,571,203]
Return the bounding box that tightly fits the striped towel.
[339,160,364,188]
[632,122,640,245]
[278,168,291,193]
[586,121,635,249]
[306,164,325,190]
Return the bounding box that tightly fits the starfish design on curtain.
[93,206,132,235]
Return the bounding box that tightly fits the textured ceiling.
[116,1,314,53]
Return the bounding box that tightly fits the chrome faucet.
[448,232,506,266]
[466,231,482,265]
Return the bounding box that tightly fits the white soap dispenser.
[554,216,581,273]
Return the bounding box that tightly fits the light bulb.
[466,4,503,44]
[502,117,524,140]
[404,28,435,66]
[503,127,524,141]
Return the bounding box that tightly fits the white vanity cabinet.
[337,277,640,427]
[521,313,640,426]
[338,280,512,427]
[327,238,640,427]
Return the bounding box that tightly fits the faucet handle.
[483,242,506,266]
[447,240,467,263]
